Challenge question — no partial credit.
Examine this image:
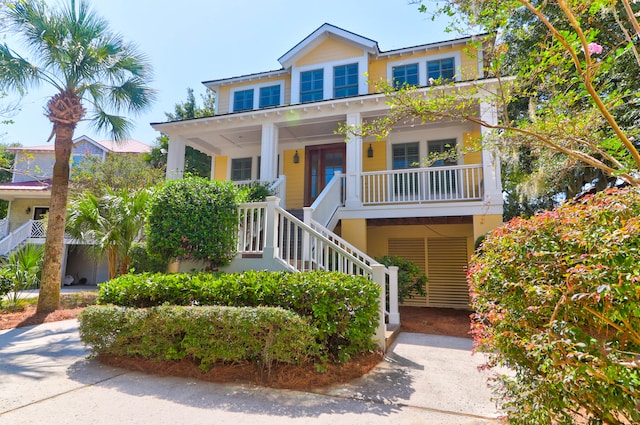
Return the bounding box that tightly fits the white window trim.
[291,54,368,104]
[229,80,285,112]
[387,136,462,169]
[387,50,462,87]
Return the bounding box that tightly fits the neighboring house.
[0,135,151,285]
[152,23,504,310]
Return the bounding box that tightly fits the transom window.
[231,157,252,181]
[333,63,358,98]
[259,85,280,108]
[427,58,455,85]
[392,64,419,88]
[300,69,324,103]
[233,89,254,112]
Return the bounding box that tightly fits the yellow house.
[152,24,503,310]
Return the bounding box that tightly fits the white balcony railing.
[361,164,484,205]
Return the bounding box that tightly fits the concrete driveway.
[0,319,502,424]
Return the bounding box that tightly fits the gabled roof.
[8,135,151,154]
[278,23,379,69]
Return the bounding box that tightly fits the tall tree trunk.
[36,124,74,313]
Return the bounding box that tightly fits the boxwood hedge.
[95,270,380,362]
[79,305,319,371]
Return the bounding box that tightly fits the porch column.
[209,155,216,181]
[480,101,502,202]
[260,123,279,182]
[345,113,362,208]
[166,137,186,180]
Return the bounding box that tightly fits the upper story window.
[233,89,254,112]
[231,157,252,181]
[427,58,455,85]
[392,142,420,169]
[300,69,324,103]
[333,63,358,98]
[392,64,419,88]
[259,85,281,108]
[427,139,457,166]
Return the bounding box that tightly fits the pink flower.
[587,42,603,55]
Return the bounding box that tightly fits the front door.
[305,143,346,205]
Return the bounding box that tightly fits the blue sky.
[1,0,455,147]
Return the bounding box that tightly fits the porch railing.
[0,220,33,256]
[0,217,8,238]
[236,196,399,350]
[361,164,484,205]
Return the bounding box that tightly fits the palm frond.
[107,76,156,113]
[88,108,132,141]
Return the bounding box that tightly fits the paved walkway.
[0,319,502,424]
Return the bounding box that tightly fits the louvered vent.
[388,238,427,307]
[427,238,470,309]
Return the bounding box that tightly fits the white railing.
[0,220,34,256]
[0,217,8,238]
[30,220,47,238]
[361,164,484,205]
[236,196,399,350]
[309,173,345,228]
[269,175,287,208]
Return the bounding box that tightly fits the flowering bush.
[469,188,640,425]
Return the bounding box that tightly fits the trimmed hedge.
[79,305,318,371]
[97,270,380,362]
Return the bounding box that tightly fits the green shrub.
[237,181,275,203]
[128,242,167,274]
[469,188,640,425]
[146,178,239,268]
[79,305,319,371]
[375,255,427,303]
[98,270,380,361]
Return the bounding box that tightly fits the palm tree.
[66,187,151,280]
[0,0,155,312]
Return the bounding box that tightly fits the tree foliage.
[365,1,640,199]
[70,153,164,195]
[150,87,215,178]
[0,0,155,313]
[146,177,239,268]
[469,188,640,424]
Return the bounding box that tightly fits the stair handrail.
[0,217,8,238]
[268,175,287,208]
[0,220,34,256]
[309,218,373,266]
[308,173,344,228]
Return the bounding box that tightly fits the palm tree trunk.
[36,125,74,313]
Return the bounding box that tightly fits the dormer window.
[259,85,281,108]
[300,69,324,103]
[233,89,254,112]
[392,63,419,88]
[334,63,358,98]
[427,57,455,85]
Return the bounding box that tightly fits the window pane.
[392,64,418,88]
[233,89,254,112]
[231,157,252,181]
[334,63,358,98]
[427,58,455,84]
[392,142,420,169]
[300,69,323,103]
[259,85,280,108]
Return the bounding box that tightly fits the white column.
[345,112,362,208]
[371,263,387,351]
[166,137,186,180]
[480,101,502,201]
[260,123,278,182]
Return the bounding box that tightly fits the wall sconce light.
[367,144,374,158]
[293,150,300,164]
[25,207,31,215]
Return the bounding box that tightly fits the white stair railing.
[236,196,400,350]
[308,173,345,228]
[0,217,8,238]
[0,220,34,256]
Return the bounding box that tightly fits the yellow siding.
[8,198,49,232]
[362,141,387,172]
[213,156,228,181]
[473,214,503,242]
[463,131,482,165]
[217,86,231,115]
[367,60,387,92]
[283,149,305,208]
[295,38,363,67]
[341,219,367,252]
